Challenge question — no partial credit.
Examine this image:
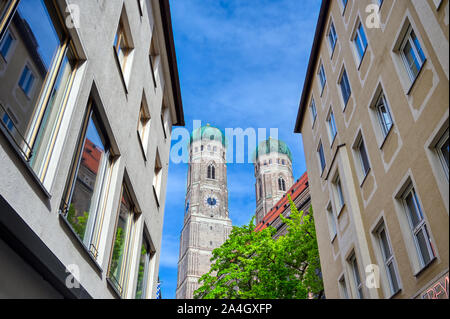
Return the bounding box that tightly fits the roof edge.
[294,0,331,133]
[160,0,185,126]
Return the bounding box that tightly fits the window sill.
[58,211,103,275]
[153,185,160,208]
[337,203,346,218]
[331,233,337,243]
[342,95,351,112]
[113,47,129,95]
[320,83,326,98]
[379,125,394,150]
[388,288,402,299]
[357,47,368,71]
[414,256,437,278]
[406,59,427,96]
[106,277,123,299]
[0,124,51,199]
[137,131,147,162]
[359,168,371,188]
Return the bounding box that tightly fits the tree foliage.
[194,195,324,299]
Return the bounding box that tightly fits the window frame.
[374,91,394,138]
[339,68,352,108]
[134,230,155,299]
[310,98,317,126]
[318,62,327,95]
[107,182,139,297]
[317,141,326,174]
[0,28,14,61]
[352,21,368,64]
[327,20,338,54]
[399,25,426,82]
[59,100,114,260]
[0,0,80,183]
[349,253,364,299]
[436,129,449,180]
[374,222,401,296]
[401,185,435,269]
[327,108,338,144]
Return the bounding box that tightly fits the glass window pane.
[359,140,370,175]
[416,227,432,265]
[135,238,150,299]
[0,31,13,58]
[403,41,420,79]
[387,262,400,293]
[411,31,426,63]
[405,191,422,228]
[379,228,392,260]
[439,135,449,170]
[66,113,109,246]
[110,189,132,290]
[0,0,71,168]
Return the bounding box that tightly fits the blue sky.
[159,0,322,299]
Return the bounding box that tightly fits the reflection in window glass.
[66,111,110,254]
[109,186,134,294]
[0,0,77,180]
[135,235,152,299]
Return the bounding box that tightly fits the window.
[153,151,162,202]
[318,141,326,173]
[334,175,345,211]
[207,163,216,179]
[327,110,338,143]
[318,63,326,93]
[349,254,364,299]
[114,19,132,78]
[310,98,317,125]
[341,0,348,11]
[135,232,154,299]
[400,26,426,82]
[160,104,169,139]
[355,137,371,178]
[339,68,352,107]
[149,33,159,88]
[402,185,435,268]
[353,22,368,63]
[108,183,138,296]
[328,22,338,52]
[137,101,150,155]
[281,159,285,165]
[0,29,14,60]
[375,223,401,295]
[436,129,449,179]
[0,0,79,181]
[137,0,144,16]
[375,92,393,137]
[60,101,113,258]
[278,177,286,191]
[327,203,337,240]
[339,275,349,299]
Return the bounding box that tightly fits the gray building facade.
[0,0,184,299]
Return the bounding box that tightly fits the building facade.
[176,125,233,299]
[254,138,295,225]
[294,0,448,299]
[255,172,310,240]
[0,0,184,299]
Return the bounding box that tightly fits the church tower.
[176,125,232,299]
[253,138,294,225]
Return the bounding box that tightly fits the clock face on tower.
[204,195,220,209]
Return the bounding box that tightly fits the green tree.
[194,195,324,299]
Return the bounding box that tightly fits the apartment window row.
[315,17,427,110]
[328,174,437,298]
[59,98,163,298]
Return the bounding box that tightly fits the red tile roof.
[80,139,103,175]
[255,172,308,232]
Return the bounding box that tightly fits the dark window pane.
[387,262,400,293]
[416,227,432,265]
[405,191,422,228]
[439,136,449,169]
[359,140,370,175]
[379,228,392,260]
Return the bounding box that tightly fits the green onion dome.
[253,138,293,162]
[190,124,226,146]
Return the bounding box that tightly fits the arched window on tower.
[207,164,216,179]
[278,177,286,191]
